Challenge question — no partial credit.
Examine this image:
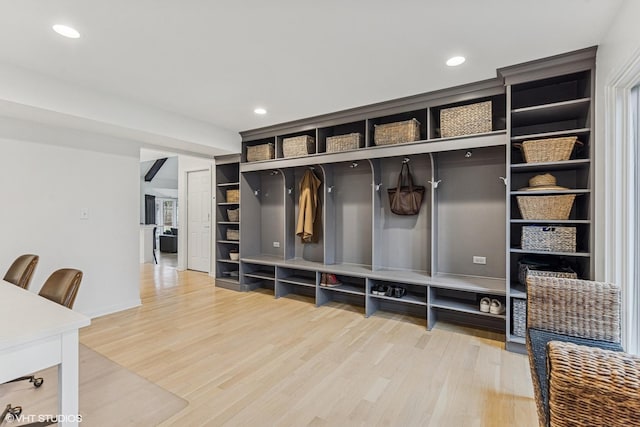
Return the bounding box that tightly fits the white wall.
[176,155,215,273]
[0,129,141,318]
[595,0,640,279]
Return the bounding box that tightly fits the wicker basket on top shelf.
[283,135,315,157]
[440,100,492,137]
[326,133,363,153]
[374,119,421,145]
[246,143,275,162]
[515,136,580,163]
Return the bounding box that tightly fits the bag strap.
[397,162,415,190]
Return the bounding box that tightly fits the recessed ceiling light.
[254,108,267,115]
[446,56,466,67]
[52,24,80,39]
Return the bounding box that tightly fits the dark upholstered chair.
[526,276,640,427]
[3,254,39,289]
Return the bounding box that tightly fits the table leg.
[58,331,80,427]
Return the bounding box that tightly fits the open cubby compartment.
[510,192,591,222]
[432,146,507,281]
[276,128,318,159]
[242,136,276,163]
[429,94,506,139]
[216,162,239,185]
[242,262,276,291]
[240,170,286,259]
[216,252,240,282]
[428,287,506,332]
[217,221,240,241]
[317,120,366,154]
[316,274,366,310]
[510,222,591,254]
[508,252,591,295]
[366,108,428,146]
[275,266,317,299]
[511,98,591,137]
[511,71,591,110]
[217,182,240,204]
[511,167,591,191]
[322,161,373,268]
[217,202,240,223]
[282,166,325,264]
[366,278,427,320]
[371,154,432,273]
[217,240,239,261]
[511,130,591,164]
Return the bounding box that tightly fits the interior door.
[187,169,211,272]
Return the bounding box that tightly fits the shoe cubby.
[242,262,276,291]
[275,267,317,299]
[429,287,506,332]
[366,279,427,321]
[282,165,325,264]
[317,274,366,311]
[371,154,432,273]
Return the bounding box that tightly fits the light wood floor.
[80,264,538,426]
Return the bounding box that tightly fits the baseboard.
[82,298,142,319]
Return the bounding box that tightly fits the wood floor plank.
[79,264,538,426]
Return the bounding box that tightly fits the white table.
[0,280,90,426]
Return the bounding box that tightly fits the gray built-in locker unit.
[214,47,596,352]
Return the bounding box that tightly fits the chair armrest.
[548,341,640,427]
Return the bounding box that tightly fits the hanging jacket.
[296,170,321,243]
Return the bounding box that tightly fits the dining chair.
[3,254,39,289]
[3,268,84,424]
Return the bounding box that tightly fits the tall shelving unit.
[214,154,242,291]
[499,47,596,352]
[227,47,596,349]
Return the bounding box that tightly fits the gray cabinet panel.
[435,146,507,278]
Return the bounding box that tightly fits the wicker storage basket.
[226,189,239,203]
[227,208,239,222]
[374,119,421,146]
[522,226,576,252]
[226,229,239,241]
[326,133,364,153]
[518,261,578,286]
[283,135,315,157]
[246,143,275,162]
[517,136,579,163]
[517,194,576,220]
[440,100,492,138]
[512,298,526,338]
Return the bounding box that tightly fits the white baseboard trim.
[82,298,142,319]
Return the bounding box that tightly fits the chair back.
[3,254,39,289]
[38,268,83,309]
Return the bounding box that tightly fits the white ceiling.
[0,0,624,136]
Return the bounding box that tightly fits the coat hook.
[308,166,315,170]
[254,189,260,196]
[428,180,441,189]
[350,162,358,168]
[327,186,335,193]
[499,176,508,186]
[270,170,279,175]
[287,187,293,195]
[465,151,473,158]
[375,183,383,191]
[403,157,410,164]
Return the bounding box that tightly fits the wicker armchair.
[526,276,640,427]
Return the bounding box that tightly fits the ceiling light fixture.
[446,56,466,67]
[52,24,80,39]
[254,107,267,115]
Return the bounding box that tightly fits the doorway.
[187,169,211,272]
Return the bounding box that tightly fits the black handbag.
[388,163,425,215]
